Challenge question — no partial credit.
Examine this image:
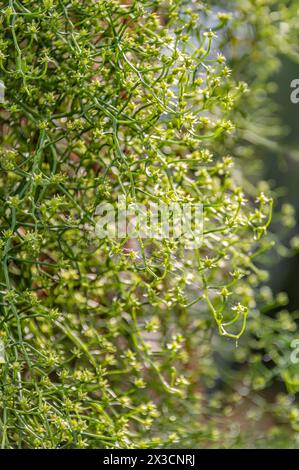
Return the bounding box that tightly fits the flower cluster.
[0,0,298,449]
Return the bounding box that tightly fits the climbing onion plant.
[0,0,298,448]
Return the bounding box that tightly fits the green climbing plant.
[0,0,298,449]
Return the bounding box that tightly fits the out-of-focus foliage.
[0,0,298,448]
